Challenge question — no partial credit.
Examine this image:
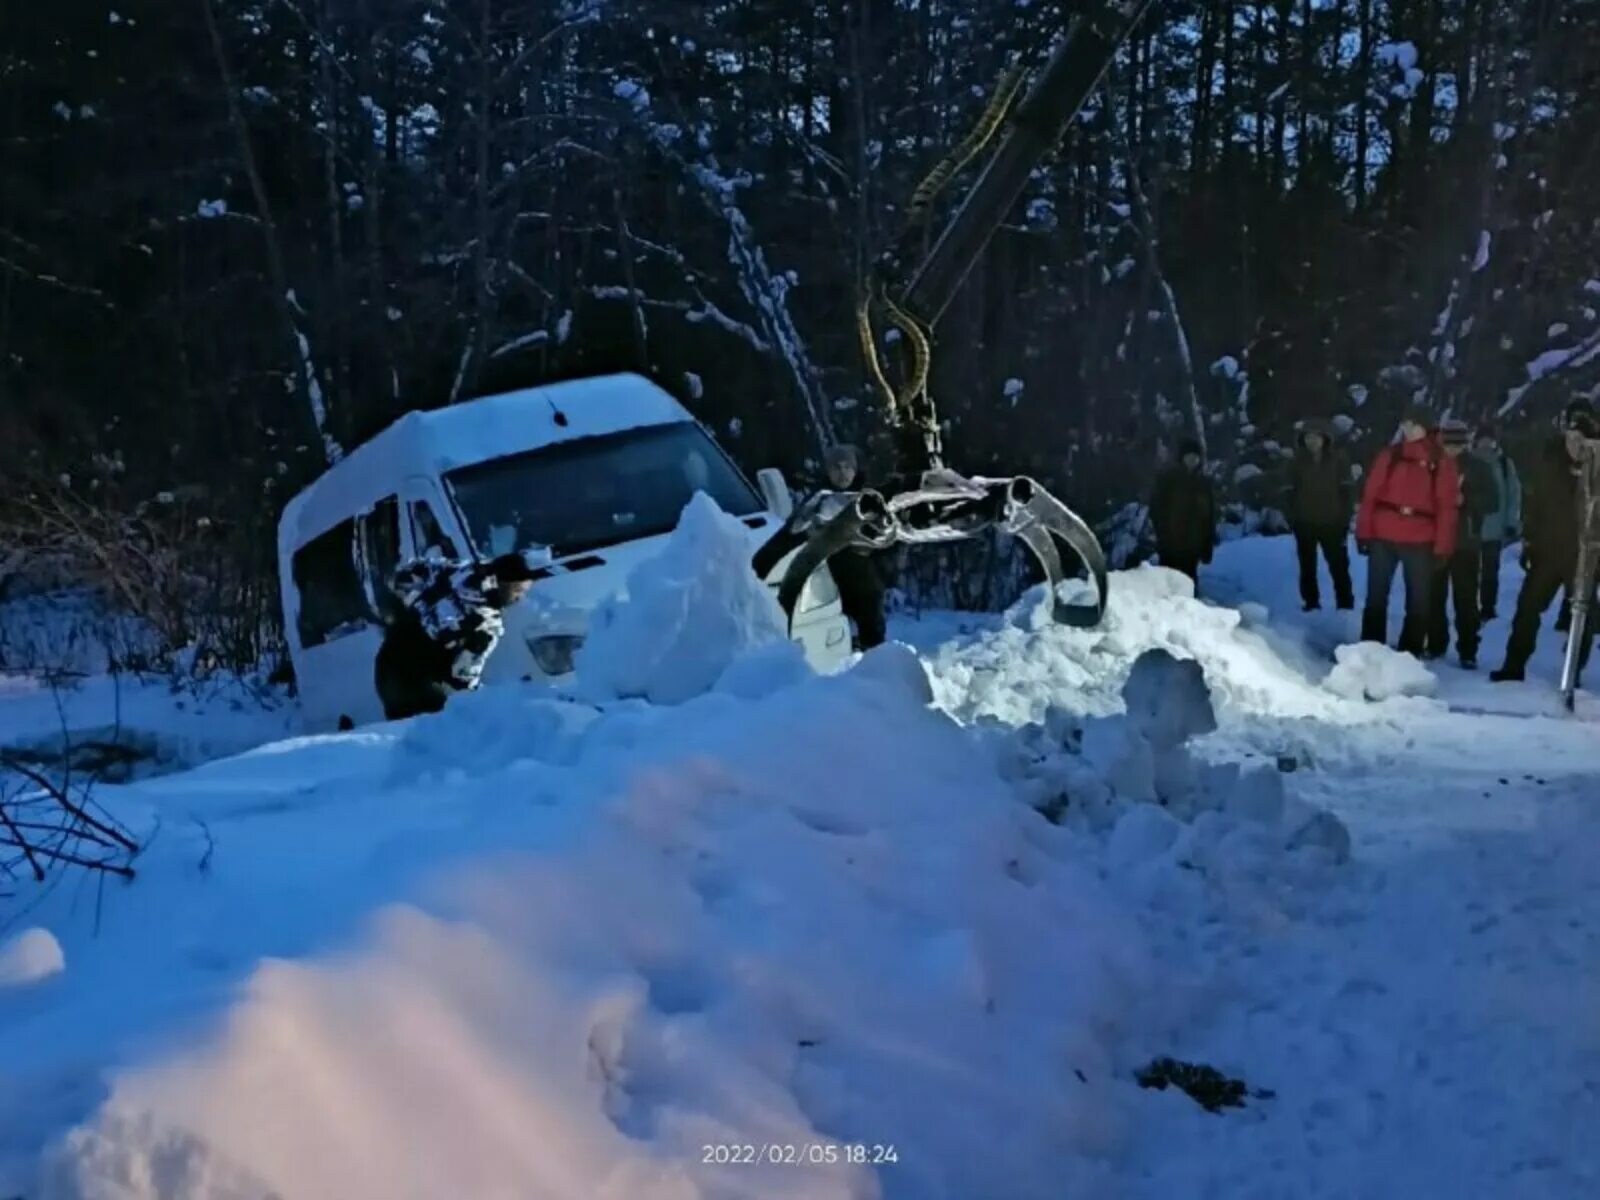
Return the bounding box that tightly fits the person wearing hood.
[1491,405,1599,684]
[820,442,888,651]
[1427,419,1495,667]
[1286,418,1355,611]
[1150,438,1218,593]
[374,551,544,721]
[1355,406,1461,655]
[1470,424,1521,619]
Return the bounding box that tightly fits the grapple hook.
[759,471,1109,636]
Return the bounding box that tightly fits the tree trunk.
[1354,0,1374,209]
[200,0,343,465]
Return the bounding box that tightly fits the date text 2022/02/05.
[701,1142,900,1167]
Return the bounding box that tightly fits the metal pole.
[1559,439,1600,711]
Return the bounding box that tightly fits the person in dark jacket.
[1491,408,1599,684]
[1287,419,1355,611]
[822,443,888,651]
[1355,407,1461,656]
[1427,419,1495,667]
[374,551,542,721]
[1150,439,1218,593]
[1552,400,1595,633]
[1470,425,1520,619]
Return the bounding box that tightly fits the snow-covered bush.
[0,479,277,678]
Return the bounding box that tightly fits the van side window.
[291,519,372,647]
[361,497,402,619]
[410,501,459,560]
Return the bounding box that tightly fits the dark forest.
[3,0,1597,666]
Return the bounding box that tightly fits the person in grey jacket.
[1471,425,1521,619]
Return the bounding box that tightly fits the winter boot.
[1303,601,1321,613]
[1490,664,1525,683]
[1459,653,1478,670]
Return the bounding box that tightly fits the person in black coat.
[821,443,888,651]
[1427,419,1496,667]
[1491,409,1599,683]
[1286,419,1356,611]
[374,552,541,721]
[1150,439,1218,592]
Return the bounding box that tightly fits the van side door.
[289,497,401,729]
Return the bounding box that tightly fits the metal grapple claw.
[755,470,1108,635]
[1000,475,1108,629]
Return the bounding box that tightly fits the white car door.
[289,508,392,730]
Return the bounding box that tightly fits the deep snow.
[2,527,1598,1199]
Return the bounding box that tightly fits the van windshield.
[444,421,765,559]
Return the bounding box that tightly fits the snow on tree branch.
[1497,328,1600,417]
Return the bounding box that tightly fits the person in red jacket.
[1355,406,1461,655]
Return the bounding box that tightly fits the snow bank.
[0,928,65,988]
[20,631,1186,1200]
[983,648,1351,885]
[916,564,1355,731]
[574,492,802,706]
[21,532,1591,1198]
[1323,642,1438,702]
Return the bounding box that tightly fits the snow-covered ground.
[2,524,1597,1199]
[0,589,297,782]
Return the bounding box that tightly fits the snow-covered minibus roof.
[277,373,692,551]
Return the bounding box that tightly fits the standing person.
[1354,407,1461,656]
[1150,439,1218,593]
[1427,419,1494,667]
[374,552,542,721]
[820,443,888,651]
[1287,418,1356,611]
[1490,407,1600,684]
[1471,424,1521,619]
[1550,401,1594,632]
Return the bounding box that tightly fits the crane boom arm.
[900,0,1156,326]
[760,4,1156,637]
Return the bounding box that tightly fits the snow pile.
[8,530,1600,1197]
[574,492,803,706]
[25,643,1180,1200]
[916,564,1355,730]
[0,928,65,988]
[983,649,1351,872]
[1323,642,1439,703]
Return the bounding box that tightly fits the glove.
[1357,540,1371,557]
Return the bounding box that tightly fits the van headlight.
[525,633,583,676]
[796,567,839,614]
